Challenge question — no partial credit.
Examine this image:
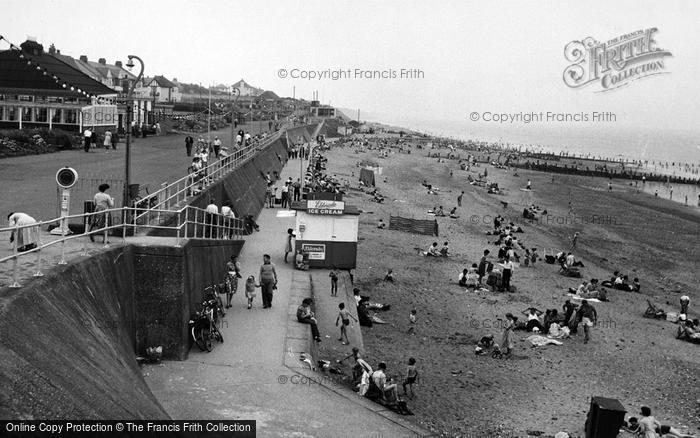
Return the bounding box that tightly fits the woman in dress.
[224,255,242,308]
[7,212,39,252]
[637,406,661,438]
[89,183,114,243]
[284,228,295,263]
[501,313,516,357]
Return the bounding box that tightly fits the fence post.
[194,209,199,238]
[184,207,189,239]
[34,221,44,277]
[58,216,67,265]
[9,227,20,288]
[122,208,127,244]
[175,210,182,248]
[81,216,89,256]
[103,212,109,248]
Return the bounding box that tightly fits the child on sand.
[329,268,339,296]
[245,275,260,309]
[336,303,357,345]
[402,357,419,399]
[408,309,417,335]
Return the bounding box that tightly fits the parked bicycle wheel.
[194,325,212,352]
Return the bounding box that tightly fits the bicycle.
[189,297,224,352]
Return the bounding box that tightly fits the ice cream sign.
[307,199,345,215]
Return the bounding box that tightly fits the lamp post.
[229,86,240,150]
[123,55,144,209]
[150,85,159,125]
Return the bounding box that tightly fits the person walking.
[83,127,92,152]
[103,129,112,152]
[111,130,119,150]
[457,191,464,207]
[284,228,295,263]
[293,178,301,202]
[90,129,98,150]
[225,255,242,308]
[259,254,278,308]
[213,136,222,158]
[185,135,193,157]
[576,300,597,344]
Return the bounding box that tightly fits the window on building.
[64,97,78,104]
[64,109,77,124]
[52,108,63,123]
[0,106,3,120]
[19,95,33,102]
[22,107,32,122]
[6,95,19,101]
[34,107,48,123]
[36,96,47,103]
[48,96,63,103]
[6,106,17,121]
[0,95,5,101]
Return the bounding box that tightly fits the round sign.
[56,167,78,189]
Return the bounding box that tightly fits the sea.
[355,113,700,208]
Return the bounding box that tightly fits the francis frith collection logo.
[563,28,672,92]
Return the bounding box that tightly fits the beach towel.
[526,335,564,347]
[567,294,602,303]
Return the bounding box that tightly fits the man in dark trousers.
[185,135,193,156]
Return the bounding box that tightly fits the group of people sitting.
[568,279,608,301]
[622,406,696,437]
[677,315,700,344]
[428,205,460,218]
[339,347,415,414]
[601,271,641,292]
[423,241,450,257]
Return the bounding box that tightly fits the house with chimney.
[48,45,153,131]
[0,38,117,132]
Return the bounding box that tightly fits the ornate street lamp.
[230,86,240,149]
[123,55,144,209]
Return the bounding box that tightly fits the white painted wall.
[296,212,358,242]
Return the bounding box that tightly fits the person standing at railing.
[7,212,39,252]
[221,202,236,239]
[205,199,219,239]
[89,184,114,243]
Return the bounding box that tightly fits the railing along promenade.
[0,126,289,289]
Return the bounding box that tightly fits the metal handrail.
[1,123,292,288]
[133,128,285,221]
[1,205,247,288]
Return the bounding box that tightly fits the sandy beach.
[317,135,700,437]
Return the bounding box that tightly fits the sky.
[3,0,700,140]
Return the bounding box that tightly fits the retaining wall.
[0,247,168,419]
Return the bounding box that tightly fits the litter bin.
[585,396,626,438]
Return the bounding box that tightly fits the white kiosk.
[293,193,359,269]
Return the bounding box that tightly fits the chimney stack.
[20,39,44,56]
[79,55,88,62]
[115,61,122,68]
[98,58,106,65]
[48,44,56,55]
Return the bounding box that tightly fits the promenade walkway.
[143,156,430,437]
